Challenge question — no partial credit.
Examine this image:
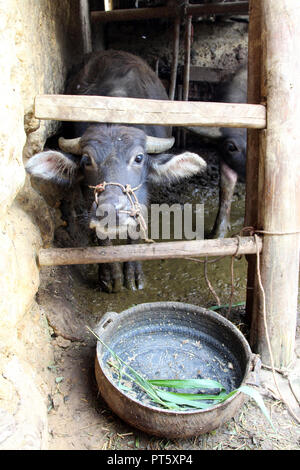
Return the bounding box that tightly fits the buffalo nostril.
[95,197,127,217]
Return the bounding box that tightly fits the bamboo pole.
[182,6,192,148]
[34,95,266,129]
[250,1,300,368]
[38,237,262,267]
[91,2,249,23]
[169,15,180,101]
[104,0,113,11]
[183,13,192,102]
[80,0,92,55]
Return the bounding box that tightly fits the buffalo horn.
[58,137,82,155]
[146,135,175,154]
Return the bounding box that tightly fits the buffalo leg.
[123,239,145,290]
[211,159,238,239]
[98,239,123,293]
[123,260,145,291]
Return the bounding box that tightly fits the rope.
[89,181,154,243]
[184,231,245,312]
[255,230,300,236]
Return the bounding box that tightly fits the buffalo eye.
[134,154,144,164]
[81,154,93,168]
[226,142,238,152]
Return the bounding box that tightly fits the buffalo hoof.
[98,262,124,293]
[124,261,145,291]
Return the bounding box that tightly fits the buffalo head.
[26,124,207,240]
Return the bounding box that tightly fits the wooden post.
[244,0,262,326]
[250,0,300,368]
[182,8,192,148]
[183,12,192,102]
[79,0,92,55]
[104,0,114,11]
[169,16,180,101]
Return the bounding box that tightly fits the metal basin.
[94,301,254,438]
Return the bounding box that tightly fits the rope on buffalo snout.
[89,181,154,243]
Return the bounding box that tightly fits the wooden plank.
[35,94,266,129]
[38,237,262,267]
[91,2,249,23]
[250,0,300,368]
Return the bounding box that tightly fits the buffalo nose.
[95,195,127,216]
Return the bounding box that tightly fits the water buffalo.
[188,65,247,238]
[26,50,206,292]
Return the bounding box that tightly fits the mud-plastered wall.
[0,0,82,450]
[103,16,248,76]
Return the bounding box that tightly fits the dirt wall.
[103,16,248,80]
[0,0,83,450]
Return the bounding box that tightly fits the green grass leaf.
[238,385,276,432]
[149,378,226,391]
[154,389,228,409]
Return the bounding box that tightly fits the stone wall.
[0,0,83,450]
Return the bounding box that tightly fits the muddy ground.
[36,139,300,451]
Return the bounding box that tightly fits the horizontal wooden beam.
[92,6,173,23]
[35,94,266,129]
[38,236,262,267]
[91,2,249,23]
[187,2,249,17]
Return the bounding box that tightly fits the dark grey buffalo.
[188,65,247,238]
[26,50,206,292]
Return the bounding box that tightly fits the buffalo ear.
[148,151,207,184]
[25,150,81,185]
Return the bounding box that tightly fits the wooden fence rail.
[35,94,266,129]
[38,236,262,267]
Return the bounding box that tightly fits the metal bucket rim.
[96,301,253,416]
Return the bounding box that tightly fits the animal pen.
[0,0,299,450]
[36,0,299,370]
